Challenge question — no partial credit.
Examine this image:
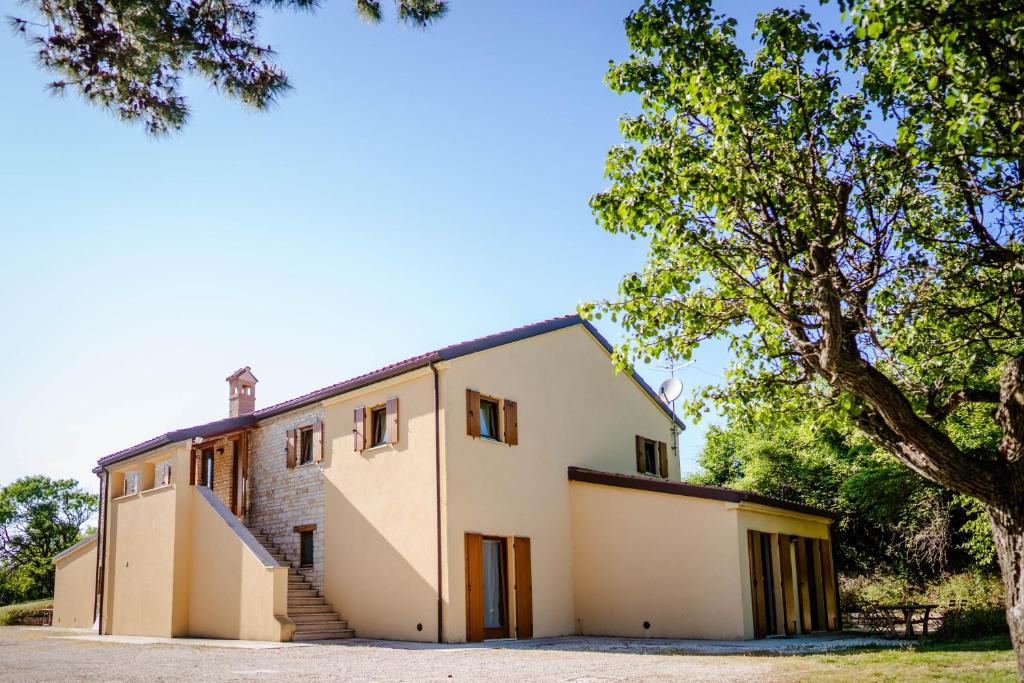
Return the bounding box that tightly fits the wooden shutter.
[230,441,239,514]
[353,407,365,452]
[466,389,481,438]
[658,441,669,478]
[778,535,797,635]
[503,400,518,446]
[748,530,767,638]
[286,429,297,469]
[820,539,838,631]
[386,397,399,446]
[514,537,533,639]
[810,539,827,629]
[635,435,645,474]
[189,448,197,486]
[465,532,485,642]
[795,538,813,632]
[313,418,324,463]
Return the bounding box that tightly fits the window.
[122,471,138,496]
[370,405,387,448]
[466,389,518,445]
[202,448,215,488]
[635,436,667,477]
[299,426,314,465]
[299,531,314,568]
[156,459,173,487]
[479,398,500,441]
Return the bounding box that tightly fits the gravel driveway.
[0,627,884,682]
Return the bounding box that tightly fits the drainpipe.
[94,466,108,633]
[430,361,443,643]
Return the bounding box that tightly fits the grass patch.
[0,598,53,626]
[774,636,1017,682]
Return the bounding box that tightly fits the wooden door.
[778,535,797,636]
[514,537,533,639]
[465,533,485,642]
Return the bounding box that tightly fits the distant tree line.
[0,476,96,605]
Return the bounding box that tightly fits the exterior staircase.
[248,527,355,641]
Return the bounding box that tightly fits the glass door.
[482,538,509,639]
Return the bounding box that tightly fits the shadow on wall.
[323,471,444,643]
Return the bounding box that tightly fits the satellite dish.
[659,377,683,402]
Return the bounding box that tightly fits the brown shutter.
[514,537,533,639]
[658,441,669,478]
[795,538,813,632]
[810,539,827,629]
[635,435,645,474]
[313,418,324,463]
[286,429,297,469]
[189,448,197,486]
[464,533,485,642]
[778,535,797,635]
[230,441,239,514]
[820,539,838,631]
[503,400,518,446]
[386,397,399,446]
[748,530,767,638]
[353,407,365,452]
[466,389,481,438]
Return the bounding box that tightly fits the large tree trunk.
[990,498,1024,677]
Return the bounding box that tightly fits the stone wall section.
[247,405,326,593]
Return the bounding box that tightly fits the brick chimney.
[226,366,258,417]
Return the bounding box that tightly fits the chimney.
[226,366,258,417]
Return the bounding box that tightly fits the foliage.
[585,0,1022,497]
[585,0,1023,660]
[0,476,97,605]
[695,416,996,579]
[938,606,1011,642]
[7,0,448,134]
[0,598,53,626]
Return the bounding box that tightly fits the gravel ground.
[0,627,880,682]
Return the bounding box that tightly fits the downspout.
[94,466,108,633]
[430,361,443,643]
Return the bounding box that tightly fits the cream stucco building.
[54,314,839,642]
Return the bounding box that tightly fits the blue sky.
[0,1,839,493]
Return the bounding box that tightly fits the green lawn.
[0,598,52,625]
[773,636,1018,682]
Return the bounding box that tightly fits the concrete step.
[290,613,345,625]
[288,597,326,607]
[287,604,336,615]
[293,620,351,633]
[291,629,355,641]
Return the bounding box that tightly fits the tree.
[0,476,97,603]
[7,0,448,134]
[585,0,1024,668]
[695,417,998,579]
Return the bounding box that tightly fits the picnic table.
[876,603,939,638]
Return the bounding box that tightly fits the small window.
[202,448,215,488]
[299,426,314,465]
[370,406,387,448]
[637,436,661,476]
[123,471,138,496]
[479,398,500,441]
[300,530,314,568]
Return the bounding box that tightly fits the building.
[53,314,839,642]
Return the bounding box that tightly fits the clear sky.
[0,1,837,494]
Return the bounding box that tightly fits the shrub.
[936,605,1009,640]
[0,606,47,626]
